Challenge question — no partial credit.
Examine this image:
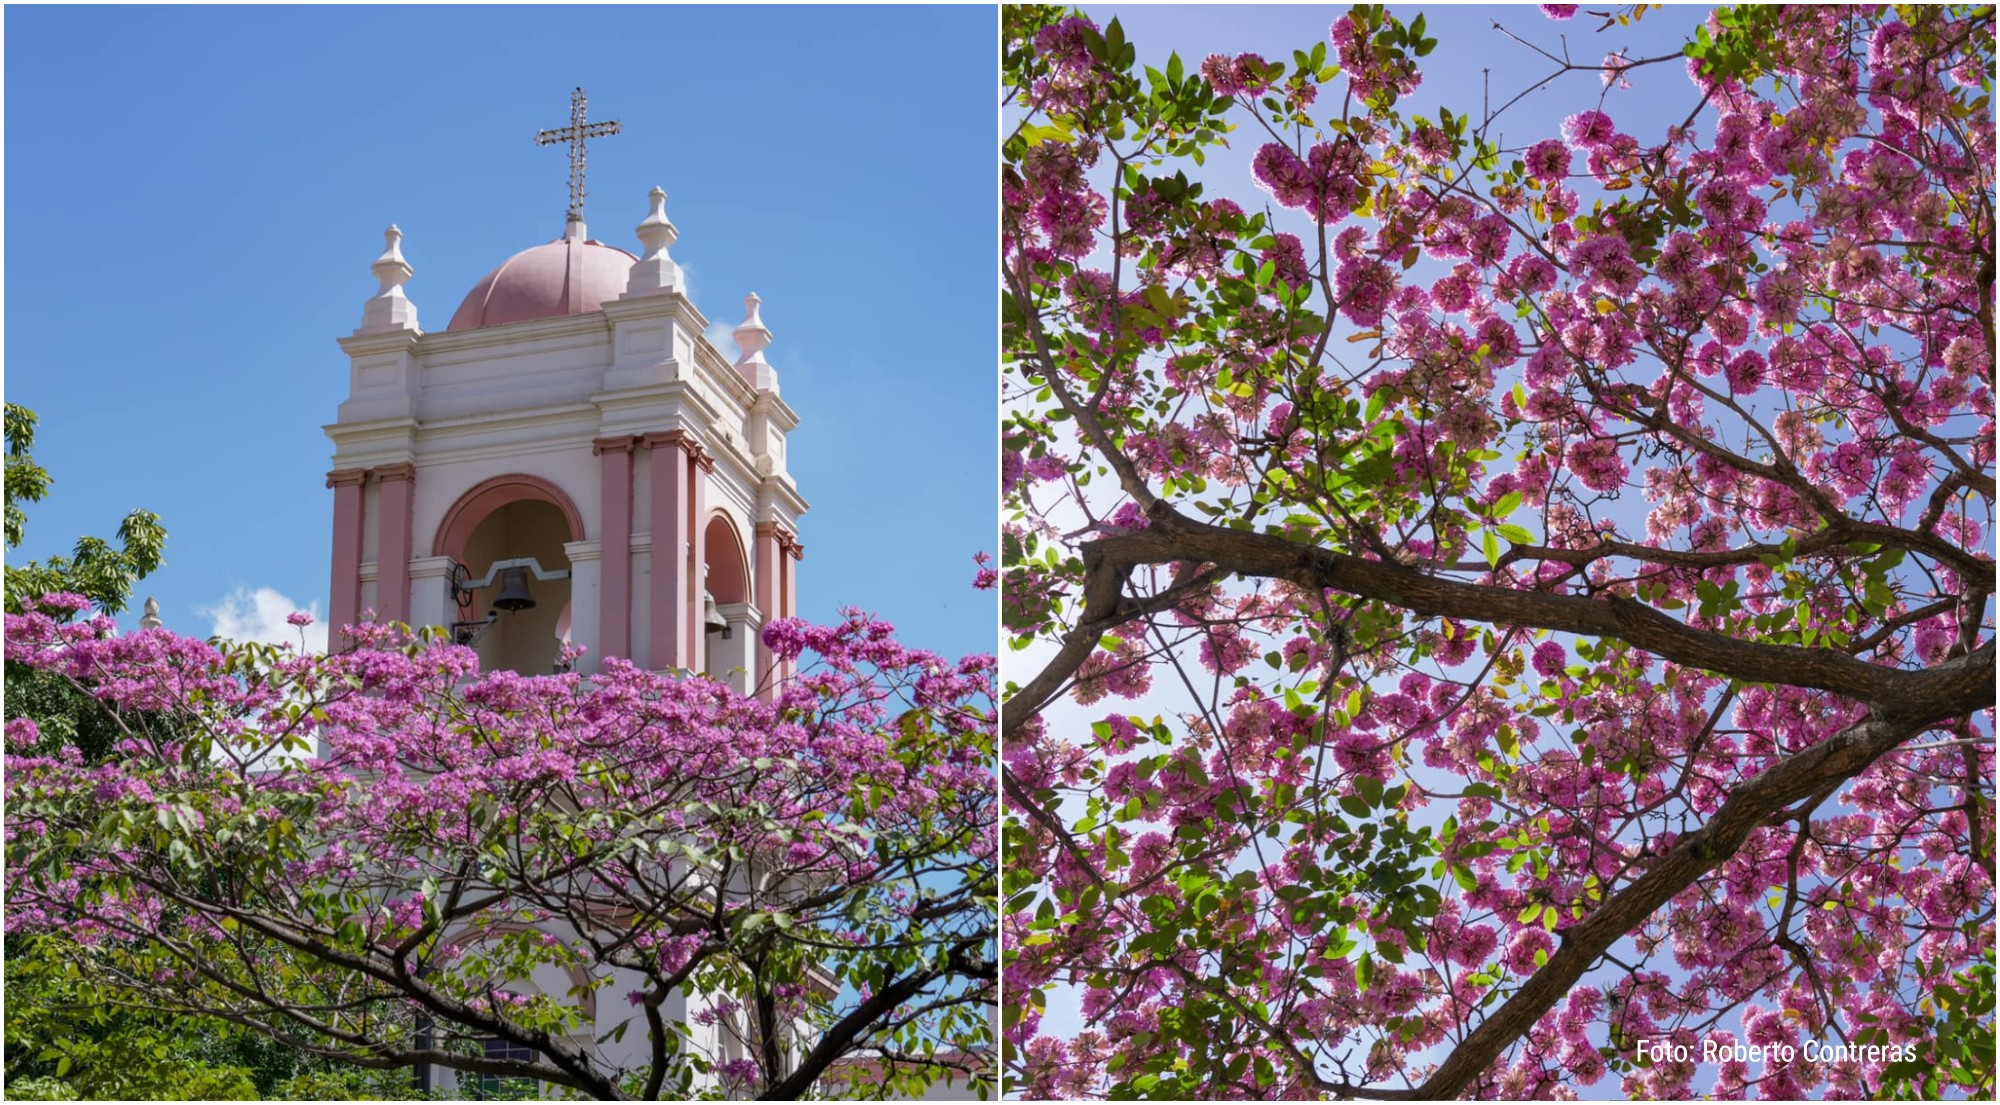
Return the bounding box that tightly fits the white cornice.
[325,419,419,467]
[337,329,424,358]
[758,478,810,520]
[750,390,801,432]
[419,403,599,436]
[590,383,718,441]
[690,337,758,410]
[410,424,602,468]
[601,292,707,332]
[604,289,766,415]
[415,311,614,356]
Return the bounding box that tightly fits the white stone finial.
[734,292,779,393]
[372,225,411,291]
[139,596,162,631]
[637,187,677,252]
[359,224,420,334]
[622,186,682,298]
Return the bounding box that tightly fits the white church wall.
[707,475,759,549]
[407,443,601,564]
[419,317,615,424]
[562,538,600,670]
[410,556,455,637]
[709,602,761,695]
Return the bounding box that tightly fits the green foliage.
[1682,4,1792,86]
[3,403,51,550]
[1688,3,1997,94]
[272,1068,433,1100]
[2,653,135,763]
[2,935,373,1100]
[1870,953,1996,1099]
[2,402,166,616]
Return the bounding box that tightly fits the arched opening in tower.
[461,499,574,675]
[702,514,754,687]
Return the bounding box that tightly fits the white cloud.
[678,260,704,313]
[705,319,741,363]
[679,259,740,361]
[201,586,329,654]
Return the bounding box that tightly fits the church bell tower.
[323,91,806,693]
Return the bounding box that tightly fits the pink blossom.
[1524,139,1572,184]
[1563,110,1616,149]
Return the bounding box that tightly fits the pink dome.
[447,226,638,331]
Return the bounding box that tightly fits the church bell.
[493,567,537,612]
[703,590,730,638]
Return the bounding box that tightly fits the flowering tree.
[5,599,995,1100]
[1003,3,1992,1099]
[2,405,321,1100]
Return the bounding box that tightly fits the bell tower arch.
[701,510,761,690]
[423,478,586,675]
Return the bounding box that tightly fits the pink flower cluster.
[1252,139,1366,223]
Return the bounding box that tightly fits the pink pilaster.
[374,463,415,624]
[645,432,691,670]
[326,468,368,651]
[593,436,638,660]
[754,522,782,694]
[688,445,714,669]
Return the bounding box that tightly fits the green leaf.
[1357,775,1384,807]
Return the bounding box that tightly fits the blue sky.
[4,4,994,664]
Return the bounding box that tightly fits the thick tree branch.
[759,940,991,1100]
[1002,560,1225,737]
[1058,520,1991,721]
[1409,705,1954,1098]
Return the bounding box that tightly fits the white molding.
[416,310,614,356]
[409,556,455,578]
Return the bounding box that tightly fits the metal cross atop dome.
[536,87,621,226]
